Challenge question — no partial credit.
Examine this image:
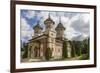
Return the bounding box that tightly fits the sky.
[20,10,90,43]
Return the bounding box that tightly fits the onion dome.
[44,13,55,25]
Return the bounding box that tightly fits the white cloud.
[57,12,65,16]
[21,10,90,41]
[67,13,90,40]
[21,18,33,43]
[24,11,35,19]
[81,14,90,23]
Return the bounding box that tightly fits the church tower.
[44,13,56,57]
[33,21,43,36]
[44,13,55,31]
[55,17,65,40]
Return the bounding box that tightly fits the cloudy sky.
[21,10,90,43]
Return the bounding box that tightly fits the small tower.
[33,21,43,36]
[55,17,65,40]
[44,13,55,31]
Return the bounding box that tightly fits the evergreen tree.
[22,43,28,58]
[62,40,68,59]
[82,38,90,59]
[75,41,82,56]
[71,41,76,57]
[45,47,52,61]
[87,38,90,59]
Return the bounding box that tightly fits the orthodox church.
[27,14,71,60]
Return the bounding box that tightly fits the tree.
[82,38,90,59]
[79,38,90,60]
[70,41,76,57]
[21,47,24,51]
[62,40,68,59]
[75,41,82,56]
[45,47,52,61]
[70,41,83,57]
[87,38,90,59]
[22,43,28,58]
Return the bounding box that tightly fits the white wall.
[0,0,100,73]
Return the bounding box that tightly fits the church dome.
[33,21,43,30]
[44,14,55,25]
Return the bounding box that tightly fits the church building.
[27,14,71,60]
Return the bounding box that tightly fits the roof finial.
[59,16,61,23]
[48,12,50,18]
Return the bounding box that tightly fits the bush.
[79,54,89,60]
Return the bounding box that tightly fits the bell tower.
[55,17,65,40]
[44,13,56,57]
[44,13,55,31]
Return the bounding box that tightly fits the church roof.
[33,22,43,30]
[55,22,65,30]
[28,34,48,42]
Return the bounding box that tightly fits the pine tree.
[71,41,76,57]
[62,40,68,59]
[45,47,52,61]
[22,43,28,58]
